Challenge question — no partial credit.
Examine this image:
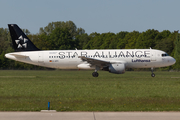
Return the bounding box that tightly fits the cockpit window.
[162,53,169,57]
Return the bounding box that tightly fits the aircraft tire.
[96,72,99,77]
[151,73,155,77]
[92,72,99,77]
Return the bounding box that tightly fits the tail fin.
[8,24,39,51]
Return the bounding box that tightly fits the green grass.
[0,70,180,111]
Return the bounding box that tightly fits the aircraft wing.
[78,56,110,67]
[78,56,124,67]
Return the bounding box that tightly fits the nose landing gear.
[151,68,155,77]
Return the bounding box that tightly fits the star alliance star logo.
[15,35,28,49]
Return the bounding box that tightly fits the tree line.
[0,21,180,70]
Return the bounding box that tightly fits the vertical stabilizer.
[8,24,39,51]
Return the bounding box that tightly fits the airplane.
[5,24,176,77]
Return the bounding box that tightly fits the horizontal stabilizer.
[7,53,27,58]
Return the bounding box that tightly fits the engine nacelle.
[103,63,125,74]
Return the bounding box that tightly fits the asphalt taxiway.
[1,112,180,120]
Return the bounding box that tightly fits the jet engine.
[103,63,125,74]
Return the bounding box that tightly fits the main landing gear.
[92,66,100,77]
[151,67,155,77]
[92,72,99,77]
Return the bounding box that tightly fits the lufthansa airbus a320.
[5,24,176,77]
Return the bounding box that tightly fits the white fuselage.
[5,49,176,69]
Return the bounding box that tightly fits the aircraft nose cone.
[172,58,176,64]
[169,57,176,65]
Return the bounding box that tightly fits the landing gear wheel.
[92,72,99,77]
[151,67,155,77]
[151,73,155,77]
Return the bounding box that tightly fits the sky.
[0,0,180,34]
